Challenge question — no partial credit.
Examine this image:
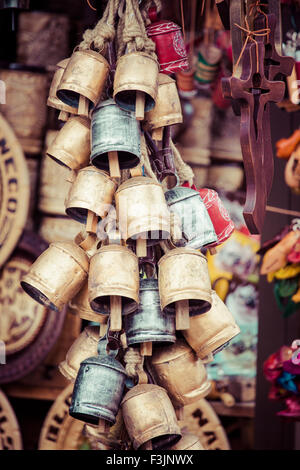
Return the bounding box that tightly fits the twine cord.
[233,17,270,76]
[124,347,145,378]
[170,139,194,186]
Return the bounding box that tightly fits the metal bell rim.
[126,335,176,346]
[47,96,77,114]
[186,322,240,360]
[161,290,212,316]
[69,404,116,426]
[77,309,109,323]
[170,432,203,450]
[65,204,100,224]
[144,113,183,130]
[90,294,139,315]
[179,380,212,405]
[165,187,202,205]
[58,360,77,382]
[133,426,182,450]
[21,276,61,312]
[186,233,218,250]
[47,148,83,171]
[158,247,208,265]
[91,147,140,172]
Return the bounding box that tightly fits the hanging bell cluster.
[20,0,241,451]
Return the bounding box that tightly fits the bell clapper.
[99,322,108,338]
[130,165,143,177]
[140,342,153,357]
[86,210,98,234]
[209,247,217,256]
[152,127,163,142]
[136,238,147,258]
[175,407,185,422]
[58,110,69,121]
[98,418,110,434]
[175,300,190,330]
[78,95,90,118]
[135,91,145,121]
[110,295,122,331]
[108,151,121,179]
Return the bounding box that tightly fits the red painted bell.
[182,183,234,246]
[146,7,189,75]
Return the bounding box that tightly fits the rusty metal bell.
[115,176,171,246]
[158,248,212,316]
[59,325,100,382]
[123,279,176,347]
[21,241,89,312]
[69,281,109,324]
[168,431,205,450]
[89,245,139,315]
[46,116,91,170]
[70,342,127,425]
[91,99,141,171]
[164,186,218,249]
[182,290,241,361]
[57,49,109,111]
[144,73,183,133]
[47,58,78,118]
[113,52,159,114]
[121,384,181,450]
[65,166,117,224]
[147,338,211,408]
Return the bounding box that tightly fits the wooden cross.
[222,41,285,234]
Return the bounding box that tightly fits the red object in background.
[212,69,232,109]
[146,7,189,75]
[295,61,300,82]
[182,183,235,246]
[277,396,300,419]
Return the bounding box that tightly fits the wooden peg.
[175,407,185,421]
[58,110,69,122]
[78,95,89,117]
[209,247,217,255]
[136,238,147,258]
[86,210,98,234]
[152,127,164,141]
[175,300,190,330]
[110,295,122,331]
[135,91,145,121]
[130,165,143,177]
[98,419,110,434]
[100,322,108,338]
[108,151,121,179]
[140,342,153,357]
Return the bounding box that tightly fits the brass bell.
[46,116,91,171]
[113,52,159,121]
[89,245,140,332]
[164,186,218,249]
[144,73,183,141]
[168,431,205,450]
[147,338,211,411]
[121,384,181,450]
[91,99,141,177]
[158,248,212,330]
[59,325,100,382]
[70,346,127,426]
[57,49,109,117]
[65,166,117,224]
[21,241,89,312]
[123,278,176,355]
[182,290,241,361]
[115,176,171,257]
[47,58,78,121]
[69,281,109,325]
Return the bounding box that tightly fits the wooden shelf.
[209,400,255,418]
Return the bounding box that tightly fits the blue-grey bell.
[91,99,141,171]
[69,350,127,426]
[124,279,176,346]
[165,186,217,249]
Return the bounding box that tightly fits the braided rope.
[124,347,145,378]
[170,140,194,186]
